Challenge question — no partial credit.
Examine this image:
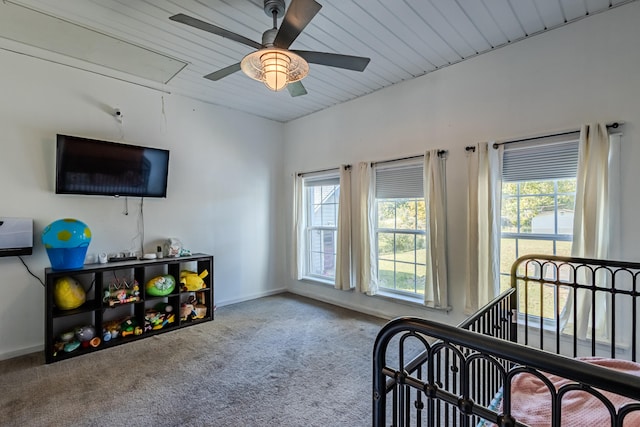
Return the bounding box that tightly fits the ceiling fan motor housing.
[262,28,278,47]
[264,0,285,18]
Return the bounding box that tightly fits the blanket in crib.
[505,357,640,427]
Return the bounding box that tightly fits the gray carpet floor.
[0,293,388,427]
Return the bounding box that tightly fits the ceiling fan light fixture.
[241,48,309,92]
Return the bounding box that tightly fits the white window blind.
[375,163,423,198]
[502,132,580,182]
[304,176,339,187]
[302,171,339,187]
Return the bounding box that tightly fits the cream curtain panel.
[424,150,448,307]
[356,161,378,295]
[571,123,611,260]
[292,173,305,280]
[563,123,618,340]
[334,165,353,290]
[465,142,503,314]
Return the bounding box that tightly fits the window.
[302,174,340,281]
[499,135,579,319]
[374,161,426,297]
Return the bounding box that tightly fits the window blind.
[303,174,339,187]
[502,133,580,182]
[375,163,423,198]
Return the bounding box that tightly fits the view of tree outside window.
[376,198,426,296]
[500,178,576,319]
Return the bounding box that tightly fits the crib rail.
[378,289,515,425]
[512,254,640,361]
[373,317,640,427]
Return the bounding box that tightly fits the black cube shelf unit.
[45,253,214,364]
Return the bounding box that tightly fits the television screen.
[55,134,170,198]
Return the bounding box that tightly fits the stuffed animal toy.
[180,269,208,291]
[146,274,176,296]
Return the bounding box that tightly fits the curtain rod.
[464,122,621,152]
[371,150,448,166]
[297,165,350,177]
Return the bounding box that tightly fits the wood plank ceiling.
[0,0,635,122]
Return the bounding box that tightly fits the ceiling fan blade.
[273,0,322,49]
[170,13,262,50]
[287,81,307,97]
[203,63,242,81]
[292,50,370,72]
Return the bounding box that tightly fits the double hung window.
[499,134,579,319]
[374,161,426,298]
[302,173,340,282]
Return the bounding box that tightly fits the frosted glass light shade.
[241,48,309,91]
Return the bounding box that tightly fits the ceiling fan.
[169,0,370,97]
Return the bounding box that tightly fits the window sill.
[299,276,335,287]
[296,280,452,313]
[374,290,452,312]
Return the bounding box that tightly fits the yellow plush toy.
[180,269,208,291]
[53,276,86,310]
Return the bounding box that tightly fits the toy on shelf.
[145,274,176,297]
[103,277,140,307]
[194,292,208,319]
[62,340,80,354]
[180,303,193,321]
[180,293,207,321]
[180,269,208,291]
[193,303,207,319]
[144,303,175,331]
[164,238,192,257]
[120,317,143,337]
[52,330,76,356]
[42,218,92,270]
[102,319,122,342]
[165,238,182,257]
[52,324,99,357]
[53,276,86,310]
[75,325,99,348]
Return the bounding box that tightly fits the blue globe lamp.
[42,218,92,270]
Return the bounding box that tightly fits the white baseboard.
[215,287,287,308]
[0,344,43,361]
[287,288,392,320]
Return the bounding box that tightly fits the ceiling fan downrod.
[264,0,285,20]
[261,0,284,47]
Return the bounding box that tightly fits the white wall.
[0,48,284,359]
[282,2,640,325]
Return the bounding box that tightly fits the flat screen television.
[56,134,170,198]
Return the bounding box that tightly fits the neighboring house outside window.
[302,173,340,282]
[374,160,426,299]
[499,135,579,320]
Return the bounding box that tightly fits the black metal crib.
[373,255,640,426]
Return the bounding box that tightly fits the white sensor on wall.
[114,108,123,122]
